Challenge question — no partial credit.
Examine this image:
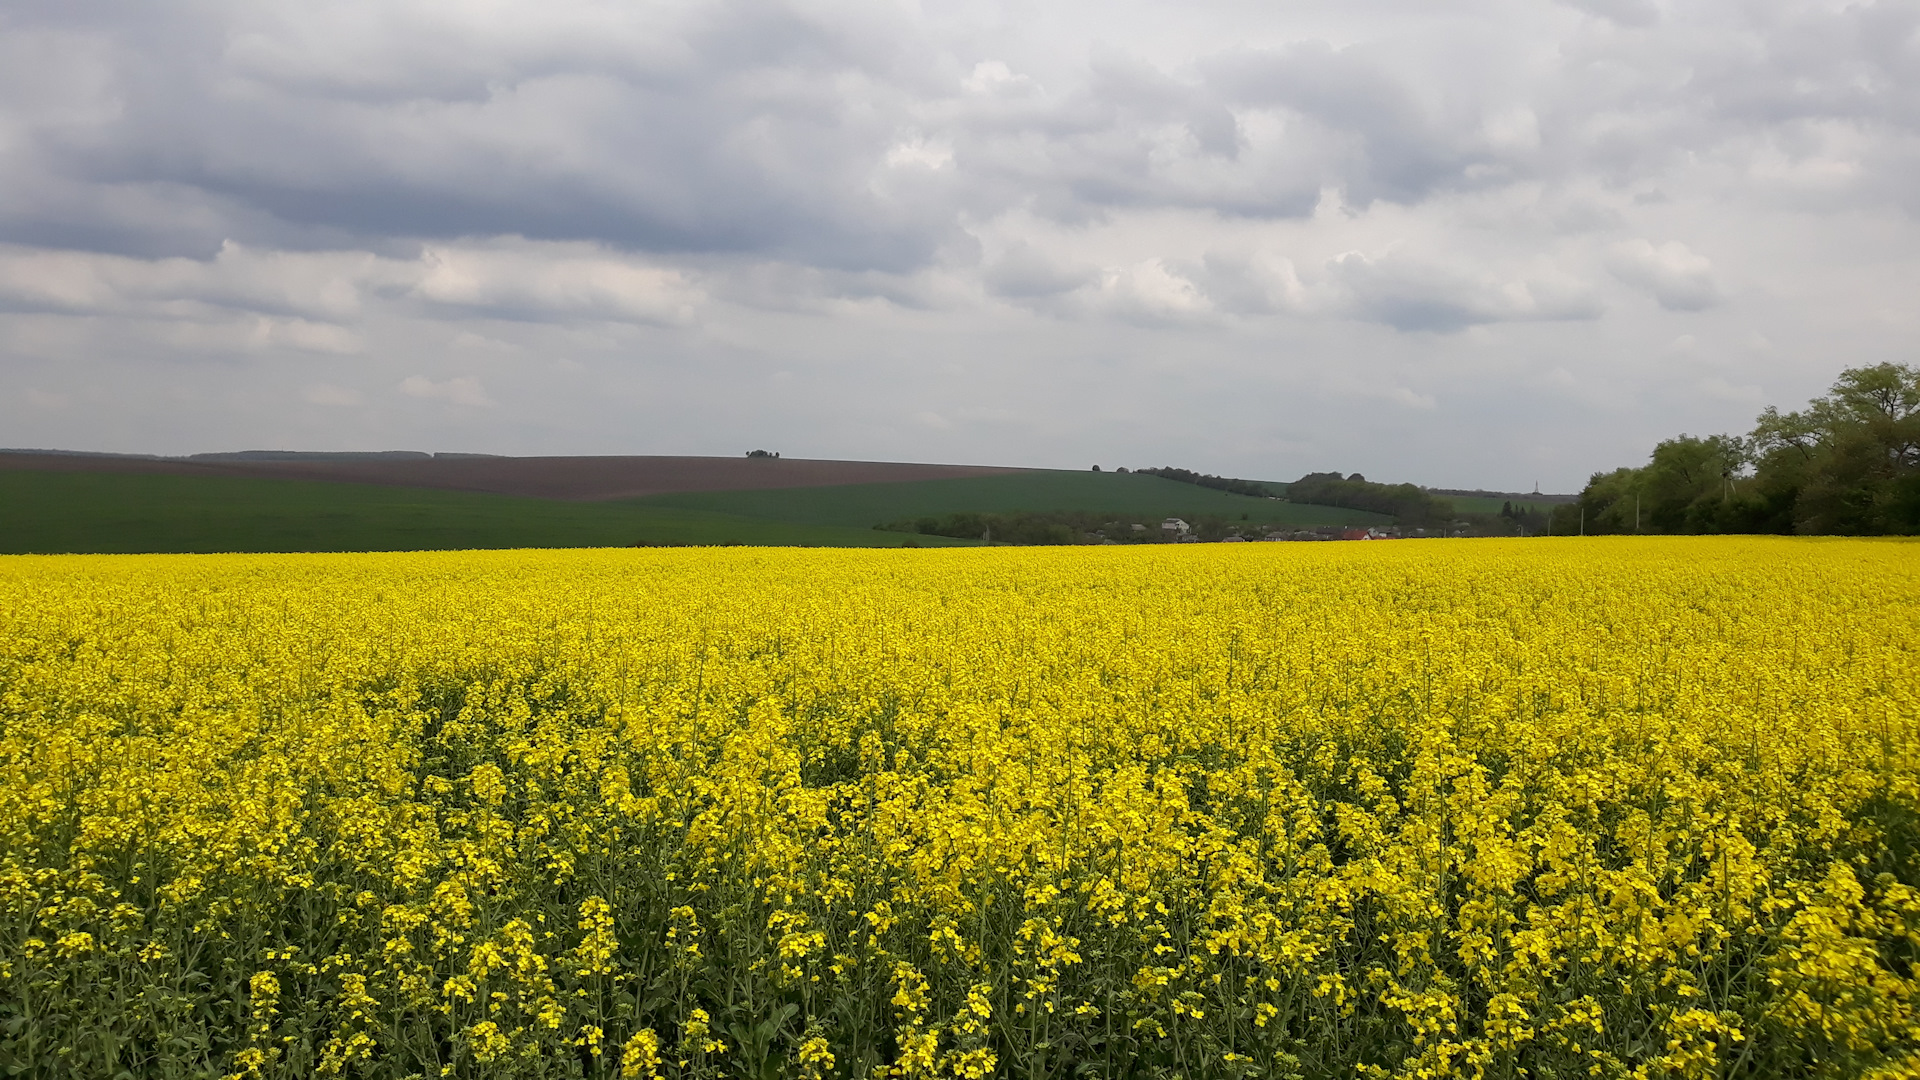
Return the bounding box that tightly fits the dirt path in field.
[0,452,1028,501]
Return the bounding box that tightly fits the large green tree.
[1751,362,1920,533]
[1563,362,1920,535]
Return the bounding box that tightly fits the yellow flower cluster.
[1,538,1916,1079]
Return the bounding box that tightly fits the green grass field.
[638,471,1387,529]
[0,467,1386,555]
[0,471,972,554]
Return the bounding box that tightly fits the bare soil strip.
[0,453,1027,501]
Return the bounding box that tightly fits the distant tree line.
[1134,467,1278,499]
[1284,473,1457,529]
[1494,500,1554,536]
[1554,363,1920,535]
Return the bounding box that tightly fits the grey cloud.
[7,0,1916,281]
[1,0,1917,491]
[1044,243,1598,334]
[1086,52,1241,159]
[1092,260,1214,325]
[399,375,496,408]
[1203,43,1490,207]
[301,382,363,407]
[1191,252,1308,315]
[1539,1,1920,201]
[1691,1,1920,129]
[410,243,700,325]
[2,1,962,268]
[1556,0,1661,29]
[0,242,387,321]
[1325,251,1605,332]
[980,250,1213,325]
[0,239,700,328]
[704,259,971,314]
[1604,239,1722,310]
[983,243,1099,299]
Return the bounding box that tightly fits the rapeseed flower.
[0,538,1914,1077]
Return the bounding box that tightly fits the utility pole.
[1579,507,1585,537]
[1634,495,1640,533]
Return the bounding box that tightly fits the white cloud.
[251,317,364,354]
[412,244,699,325]
[0,243,387,321]
[0,240,698,332]
[885,137,954,171]
[1097,260,1214,324]
[399,375,496,408]
[962,61,1033,95]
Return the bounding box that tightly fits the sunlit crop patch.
[1,539,1916,1078]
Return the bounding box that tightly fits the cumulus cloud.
[0,239,696,328]
[0,242,382,321]
[983,243,1099,300]
[3,0,1916,273]
[412,244,699,325]
[1323,251,1605,332]
[1095,260,1215,324]
[984,250,1213,324]
[1605,239,1723,310]
[0,0,1916,485]
[247,317,364,355]
[1191,252,1312,315]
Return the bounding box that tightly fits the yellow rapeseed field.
[1,538,1917,1079]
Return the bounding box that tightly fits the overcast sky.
[2,0,1916,489]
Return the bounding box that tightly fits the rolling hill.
[0,453,1385,554]
[0,471,973,554]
